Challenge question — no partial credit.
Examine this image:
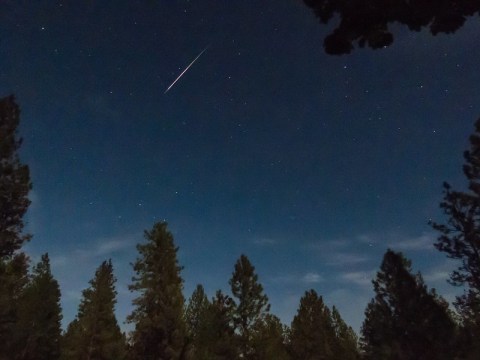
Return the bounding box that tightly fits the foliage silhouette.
[61,259,126,360]
[0,95,31,257]
[302,0,480,54]
[431,118,480,358]
[229,254,270,359]
[361,249,457,359]
[127,222,186,360]
[17,254,62,360]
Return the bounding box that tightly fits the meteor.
[164,45,210,94]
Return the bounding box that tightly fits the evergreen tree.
[0,95,32,359]
[204,290,237,360]
[360,249,457,360]
[127,221,186,360]
[330,306,359,360]
[0,95,32,257]
[16,253,63,360]
[186,289,237,360]
[288,289,336,360]
[0,252,29,360]
[251,314,290,360]
[431,118,480,355]
[185,284,211,359]
[229,254,270,359]
[61,259,126,360]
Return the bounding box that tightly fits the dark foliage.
[185,288,237,360]
[16,254,62,360]
[251,313,289,360]
[361,250,457,359]
[61,259,126,360]
[431,118,480,356]
[302,0,480,54]
[0,253,29,360]
[229,254,270,359]
[288,289,336,359]
[0,95,31,257]
[127,222,186,360]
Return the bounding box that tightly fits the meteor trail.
[164,45,210,94]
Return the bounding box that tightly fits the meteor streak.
[164,45,210,94]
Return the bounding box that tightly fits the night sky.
[1,1,479,333]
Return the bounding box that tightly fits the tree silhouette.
[431,118,480,357]
[229,254,270,359]
[361,249,457,359]
[0,96,32,359]
[61,259,126,360]
[330,306,360,360]
[186,289,237,359]
[288,289,336,360]
[0,252,29,360]
[302,0,480,54]
[185,284,211,359]
[127,222,186,360]
[16,254,62,360]
[251,313,290,360]
[0,95,32,257]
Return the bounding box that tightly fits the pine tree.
[288,289,336,360]
[0,252,29,360]
[207,290,238,359]
[186,289,237,360]
[127,221,186,360]
[185,284,211,359]
[330,306,359,360]
[430,118,480,355]
[61,259,126,360]
[15,253,63,360]
[229,254,270,359]
[360,249,457,360]
[0,95,32,359]
[251,314,290,360]
[0,95,32,257]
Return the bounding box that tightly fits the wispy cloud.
[73,233,140,259]
[356,234,375,244]
[423,270,450,282]
[340,270,375,287]
[307,236,370,266]
[302,272,323,283]
[270,272,323,284]
[423,260,456,283]
[388,233,436,251]
[95,236,135,256]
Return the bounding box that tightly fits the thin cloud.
[270,272,323,284]
[95,236,135,256]
[73,233,140,259]
[356,234,376,244]
[389,233,436,251]
[340,270,375,287]
[302,272,323,283]
[423,260,456,283]
[423,270,450,283]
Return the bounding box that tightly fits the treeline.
[1,94,480,359]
